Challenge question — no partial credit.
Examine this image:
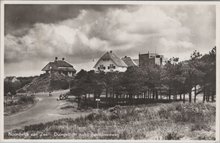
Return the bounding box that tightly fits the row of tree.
[70,47,216,107]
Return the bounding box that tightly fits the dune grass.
[5,102,215,140]
[4,95,37,116]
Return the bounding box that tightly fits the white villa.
[94,51,128,72]
[94,50,164,73]
[42,57,76,77]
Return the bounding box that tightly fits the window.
[109,64,115,69]
[99,65,105,70]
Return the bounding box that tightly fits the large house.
[94,51,128,72]
[94,51,164,72]
[42,57,76,77]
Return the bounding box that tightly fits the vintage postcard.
[0,0,219,142]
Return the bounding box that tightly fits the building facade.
[94,51,127,72]
[139,52,163,68]
[94,51,164,72]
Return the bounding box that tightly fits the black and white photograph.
[1,1,218,141]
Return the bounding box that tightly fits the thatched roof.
[42,60,76,72]
[121,56,137,67]
[94,51,127,68]
[133,59,139,66]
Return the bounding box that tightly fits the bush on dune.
[17,96,35,104]
[157,103,215,123]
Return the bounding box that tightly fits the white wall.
[94,59,127,72]
[155,57,161,65]
[68,72,73,77]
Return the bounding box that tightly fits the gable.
[94,51,127,68]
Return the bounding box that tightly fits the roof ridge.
[94,51,127,68]
[42,59,74,71]
[57,60,73,67]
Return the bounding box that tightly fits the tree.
[200,47,216,102]
[70,69,88,108]
[180,50,206,103]
[162,58,186,101]
[4,80,21,96]
[121,66,143,104]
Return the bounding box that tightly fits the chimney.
[55,57,58,61]
[62,58,65,61]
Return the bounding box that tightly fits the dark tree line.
[70,47,216,108]
[4,76,37,95]
[4,47,215,108]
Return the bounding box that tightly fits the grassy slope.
[18,73,74,93]
[5,102,215,140]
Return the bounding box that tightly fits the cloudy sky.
[4,4,215,77]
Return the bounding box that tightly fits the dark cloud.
[4,5,215,76]
[5,4,127,35]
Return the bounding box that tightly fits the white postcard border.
[0,1,219,143]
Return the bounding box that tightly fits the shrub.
[119,130,131,139]
[157,103,215,123]
[48,125,67,134]
[17,96,35,104]
[74,116,87,127]
[191,123,211,131]
[165,131,182,140]
[197,133,215,140]
[24,123,45,132]
[12,107,20,113]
